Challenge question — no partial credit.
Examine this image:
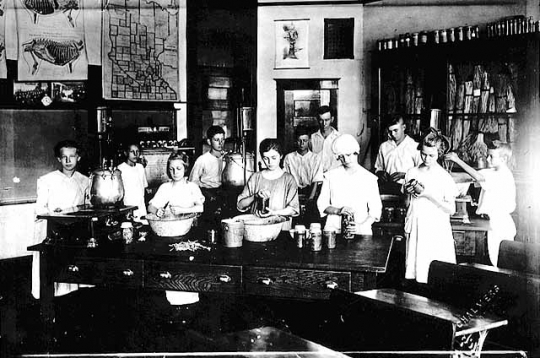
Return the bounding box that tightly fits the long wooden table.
[28,229,394,351]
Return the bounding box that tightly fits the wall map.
[102,0,180,101]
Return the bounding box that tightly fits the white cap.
[332,134,360,156]
[121,222,133,229]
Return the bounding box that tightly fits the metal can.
[310,229,322,251]
[207,229,217,244]
[121,222,134,244]
[294,225,306,248]
[342,212,355,240]
[323,229,336,249]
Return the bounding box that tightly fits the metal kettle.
[90,167,125,207]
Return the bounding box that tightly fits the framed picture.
[275,19,309,69]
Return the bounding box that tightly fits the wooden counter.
[373,216,490,264]
[28,229,394,352]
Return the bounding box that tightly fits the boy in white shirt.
[445,141,516,266]
[189,125,225,228]
[375,115,421,194]
[283,126,323,222]
[33,140,90,299]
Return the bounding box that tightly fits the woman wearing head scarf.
[317,134,382,236]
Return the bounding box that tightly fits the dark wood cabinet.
[373,34,540,243]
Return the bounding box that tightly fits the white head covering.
[332,134,360,156]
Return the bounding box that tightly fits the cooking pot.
[222,152,254,187]
[90,168,125,207]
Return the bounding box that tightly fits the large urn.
[222,152,254,187]
[90,168,125,207]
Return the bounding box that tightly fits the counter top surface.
[28,228,395,273]
[374,216,490,232]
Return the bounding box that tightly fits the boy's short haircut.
[295,126,311,139]
[317,105,332,117]
[385,115,405,128]
[206,125,225,140]
[259,138,283,156]
[489,140,512,160]
[54,140,80,157]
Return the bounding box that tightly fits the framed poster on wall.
[275,19,309,69]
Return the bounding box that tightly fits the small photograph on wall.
[13,82,50,106]
[51,82,87,103]
[275,19,309,69]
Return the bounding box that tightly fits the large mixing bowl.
[233,214,287,242]
[146,212,198,237]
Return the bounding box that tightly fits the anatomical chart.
[102,0,180,101]
[16,0,87,80]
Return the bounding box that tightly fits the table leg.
[39,250,55,352]
[453,330,489,358]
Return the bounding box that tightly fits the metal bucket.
[221,219,244,247]
[222,152,254,187]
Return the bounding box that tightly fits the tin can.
[310,228,322,252]
[448,28,456,42]
[323,229,336,249]
[440,29,448,43]
[294,225,306,248]
[342,213,355,240]
[121,222,134,244]
[207,229,217,244]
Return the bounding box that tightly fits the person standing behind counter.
[317,134,382,236]
[310,105,341,173]
[375,115,421,194]
[117,142,148,224]
[237,138,299,230]
[33,139,90,299]
[403,131,458,285]
[283,126,323,223]
[445,141,516,267]
[189,125,225,229]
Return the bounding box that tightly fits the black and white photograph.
[1,1,539,358]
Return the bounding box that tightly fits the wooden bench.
[329,287,507,356]
[497,240,540,276]
[429,261,540,356]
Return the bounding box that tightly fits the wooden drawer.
[56,258,143,287]
[145,262,242,294]
[243,267,351,299]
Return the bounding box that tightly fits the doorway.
[276,79,339,155]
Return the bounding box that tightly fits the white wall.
[0,204,35,259]
[257,5,366,157]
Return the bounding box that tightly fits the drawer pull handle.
[160,272,172,279]
[67,265,79,272]
[325,280,338,289]
[123,269,134,277]
[258,277,272,285]
[219,274,232,283]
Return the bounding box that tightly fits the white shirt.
[375,135,421,183]
[35,170,89,215]
[283,151,323,189]
[118,162,148,221]
[188,152,224,189]
[33,170,90,299]
[149,179,205,209]
[476,166,516,217]
[317,165,382,235]
[310,128,341,173]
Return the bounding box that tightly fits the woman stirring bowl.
[237,138,299,230]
